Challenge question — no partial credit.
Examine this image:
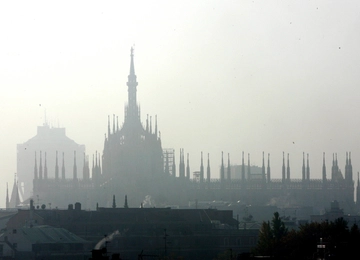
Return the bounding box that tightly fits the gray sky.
[1,1,360,207]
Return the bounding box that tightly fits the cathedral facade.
[10,49,360,216]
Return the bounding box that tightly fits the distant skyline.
[1,1,360,208]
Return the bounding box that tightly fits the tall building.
[26,48,168,209]
[12,49,359,215]
[16,123,85,201]
[101,47,164,188]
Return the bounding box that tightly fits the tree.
[254,214,360,259]
[272,212,287,243]
[255,221,273,256]
[253,212,287,257]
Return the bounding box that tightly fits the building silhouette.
[10,48,360,215]
[16,123,85,201]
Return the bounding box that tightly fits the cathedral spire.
[267,153,271,183]
[287,153,290,181]
[150,116,152,134]
[83,152,89,180]
[179,149,185,178]
[34,151,38,180]
[126,46,139,124]
[302,152,305,181]
[130,47,135,76]
[146,114,149,132]
[220,151,225,183]
[55,151,59,180]
[10,174,20,208]
[39,151,43,180]
[113,114,115,134]
[112,195,116,208]
[124,195,129,208]
[186,153,190,179]
[227,153,231,181]
[306,153,310,180]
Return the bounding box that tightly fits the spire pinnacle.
[130,47,135,75]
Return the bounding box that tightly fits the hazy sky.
[1,1,360,208]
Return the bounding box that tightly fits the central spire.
[126,47,140,125]
[130,47,136,76]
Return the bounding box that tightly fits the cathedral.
[8,49,360,216]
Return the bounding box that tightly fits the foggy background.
[1,1,359,207]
